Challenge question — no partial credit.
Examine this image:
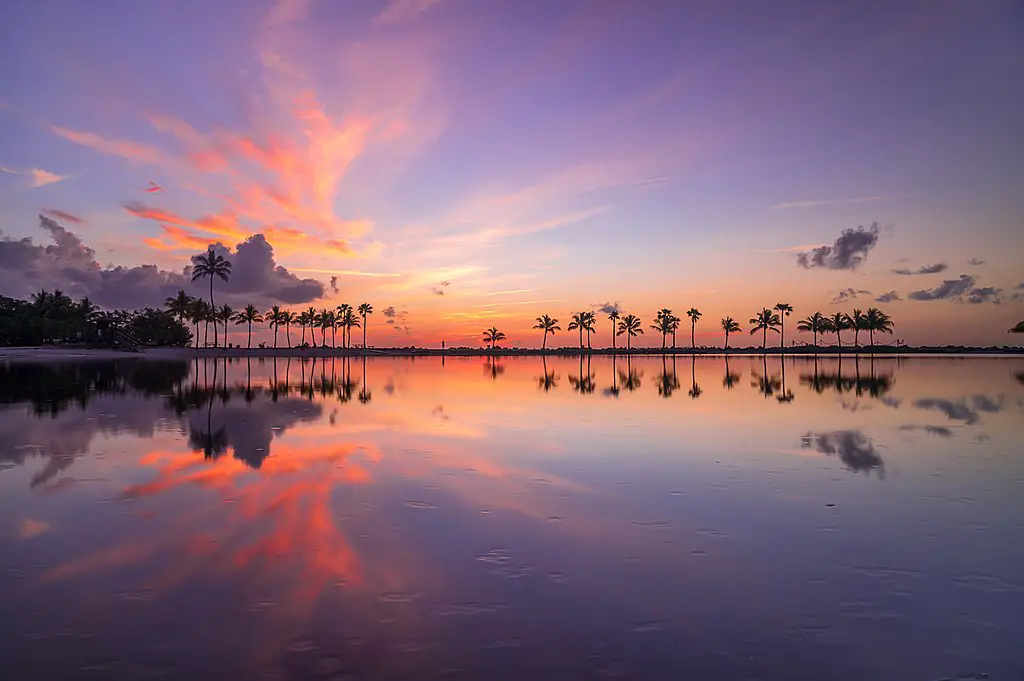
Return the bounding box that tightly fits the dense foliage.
[0,290,191,347]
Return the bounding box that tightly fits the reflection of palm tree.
[774,303,793,348]
[721,317,741,350]
[620,356,642,392]
[537,357,559,392]
[749,308,781,350]
[568,355,595,394]
[604,356,621,397]
[533,315,561,350]
[688,356,702,399]
[358,358,371,403]
[776,358,794,403]
[617,314,644,351]
[722,356,740,389]
[483,356,505,380]
[656,356,680,398]
[751,355,782,398]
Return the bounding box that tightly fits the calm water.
[1,356,1022,680]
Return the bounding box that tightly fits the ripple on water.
[405,500,435,509]
[379,591,422,603]
[949,573,1023,593]
[476,548,511,565]
[432,602,507,617]
[630,520,671,530]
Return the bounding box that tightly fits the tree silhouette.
[686,308,702,350]
[533,314,561,350]
[340,308,360,349]
[851,308,867,348]
[656,356,680,398]
[721,317,741,350]
[607,309,620,350]
[358,303,373,348]
[335,304,352,348]
[165,290,192,327]
[1010,321,1024,334]
[217,304,234,347]
[568,355,596,394]
[828,312,851,349]
[190,248,232,346]
[865,307,894,349]
[266,305,284,349]
[483,326,506,349]
[797,312,829,348]
[616,314,644,350]
[652,308,673,350]
[537,356,559,391]
[774,303,793,349]
[722,356,740,389]
[749,308,781,350]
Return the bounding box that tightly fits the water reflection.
[2,356,1023,680]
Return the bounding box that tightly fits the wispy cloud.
[42,208,85,224]
[1,166,71,188]
[482,288,536,297]
[772,196,886,210]
[375,0,444,25]
[290,268,401,278]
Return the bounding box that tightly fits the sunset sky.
[1,0,1022,347]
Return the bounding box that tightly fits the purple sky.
[1,0,1022,346]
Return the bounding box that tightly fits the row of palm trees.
[165,290,374,350]
[510,304,896,351]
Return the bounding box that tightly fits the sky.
[0,0,1022,347]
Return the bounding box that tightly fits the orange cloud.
[52,126,169,165]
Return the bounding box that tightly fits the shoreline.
[2,345,1023,363]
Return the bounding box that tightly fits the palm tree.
[616,314,644,350]
[297,310,311,347]
[165,290,193,326]
[205,305,219,348]
[218,305,234,347]
[533,315,561,350]
[829,312,851,349]
[1010,321,1024,334]
[686,308,702,350]
[187,299,206,348]
[283,311,297,347]
[851,308,867,348]
[190,248,232,346]
[750,307,781,350]
[483,326,506,350]
[607,310,620,350]
[266,306,285,349]
[341,308,360,348]
[583,311,596,349]
[652,308,673,350]
[336,303,352,348]
[721,317,741,350]
[568,312,587,350]
[668,314,681,349]
[864,308,894,349]
[357,303,373,348]
[305,306,317,347]
[233,304,263,349]
[797,312,829,348]
[774,303,793,349]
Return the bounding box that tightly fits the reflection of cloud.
[796,223,880,270]
[19,518,51,539]
[801,430,885,475]
[913,395,1001,425]
[898,424,954,438]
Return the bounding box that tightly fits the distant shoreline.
[2,345,1023,363]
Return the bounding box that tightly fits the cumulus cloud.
[796,223,880,270]
[382,306,397,318]
[875,290,901,303]
[801,430,884,475]
[831,288,871,304]
[906,274,1002,304]
[967,258,985,266]
[892,262,947,275]
[0,215,323,309]
[595,301,621,315]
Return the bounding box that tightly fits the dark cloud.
[831,288,871,304]
[907,274,975,301]
[431,281,450,296]
[0,215,323,309]
[595,301,621,315]
[875,290,901,303]
[329,276,339,294]
[1017,283,1024,290]
[796,223,880,270]
[42,208,85,224]
[906,274,1004,305]
[801,430,884,475]
[911,395,1001,424]
[892,262,947,275]
[382,306,397,318]
[965,286,1002,305]
[967,258,985,266]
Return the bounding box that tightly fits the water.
[1,355,1022,680]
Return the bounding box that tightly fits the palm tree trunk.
[587,330,591,350]
[724,331,729,350]
[762,327,767,350]
[209,277,217,348]
[286,324,292,348]
[248,321,252,349]
[273,327,278,349]
[779,319,784,349]
[691,322,696,350]
[869,329,874,349]
[301,324,306,347]
[542,332,547,350]
[224,323,229,348]
[611,322,616,350]
[363,316,367,348]
[204,321,209,347]
[837,330,842,349]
